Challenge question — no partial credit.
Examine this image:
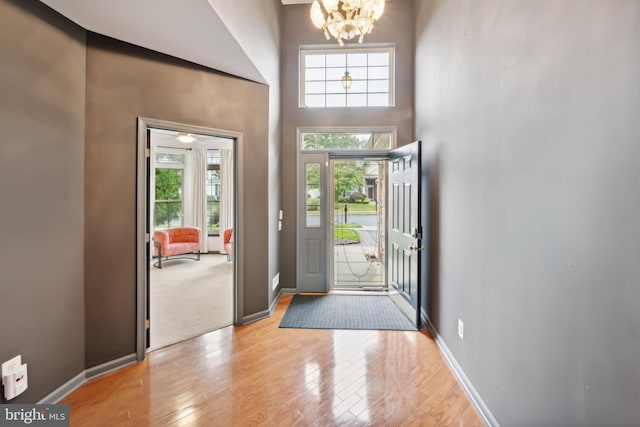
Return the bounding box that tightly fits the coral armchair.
[153,227,202,268]
[223,228,233,261]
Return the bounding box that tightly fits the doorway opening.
[296,129,424,328]
[296,128,395,293]
[330,158,387,291]
[147,128,235,350]
[136,118,242,360]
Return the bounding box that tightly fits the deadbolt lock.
[409,245,425,251]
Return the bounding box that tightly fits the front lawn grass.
[334,223,361,242]
[334,202,377,213]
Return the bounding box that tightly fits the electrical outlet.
[2,355,28,400]
[458,318,464,340]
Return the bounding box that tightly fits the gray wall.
[281,1,415,290]
[1,0,277,396]
[209,0,283,303]
[84,35,270,367]
[414,0,640,425]
[0,0,86,402]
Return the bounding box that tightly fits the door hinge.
[146,148,151,158]
[146,233,150,243]
[412,227,423,240]
[145,319,150,330]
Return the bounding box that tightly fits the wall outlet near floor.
[272,273,280,291]
[458,318,464,340]
[2,355,28,400]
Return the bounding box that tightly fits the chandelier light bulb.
[322,0,339,12]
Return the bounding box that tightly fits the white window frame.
[153,147,185,229]
[206,149,221,236]
[299,127,397,152]
[154,147,185,170]
[299,45,395,108]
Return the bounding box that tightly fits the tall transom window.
[300,46,394,108]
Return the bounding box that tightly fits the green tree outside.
[334,161,367,202]
[303,133,371,203]
[303,133,373,150]
[155,168,183,228]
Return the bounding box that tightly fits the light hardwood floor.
[63,294,485,426]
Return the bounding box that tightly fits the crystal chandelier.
[310,0,385,46]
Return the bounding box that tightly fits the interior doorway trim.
[136,117,244,361]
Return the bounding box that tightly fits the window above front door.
[300,130,394,151]
[300,46,395,108]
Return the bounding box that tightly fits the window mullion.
[366,52,369,106]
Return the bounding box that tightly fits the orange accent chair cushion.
[154,227,202,257]
[223,228,233,259]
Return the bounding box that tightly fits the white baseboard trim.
[423,315,500,427]
[85,353,137,380]
[38,371,86,404]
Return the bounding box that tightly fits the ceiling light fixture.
[310,0,385,46]
[176,133,197,144]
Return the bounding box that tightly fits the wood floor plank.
[62,294,485,426]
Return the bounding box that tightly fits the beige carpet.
[149,254,233,350]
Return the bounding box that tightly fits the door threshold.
[332,285,387,291]
[330,288,389,296]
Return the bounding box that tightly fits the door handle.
[409,245,425,251]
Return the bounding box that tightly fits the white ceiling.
[39,0,389,84]
[39,0,266,83]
